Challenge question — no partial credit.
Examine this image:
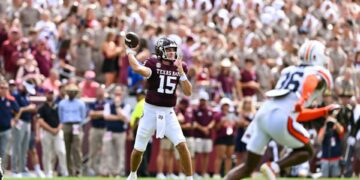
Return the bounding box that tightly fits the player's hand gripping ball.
[125,32,139,48]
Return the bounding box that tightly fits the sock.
[130,171,137,176]
[34,164,41,171]
[270,162,280,173]
[186,176,193,180]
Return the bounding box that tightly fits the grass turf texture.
[2,178,349,180]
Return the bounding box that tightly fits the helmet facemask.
[161,43,177,61]
[155,38,178,62]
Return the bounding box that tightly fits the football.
[125,32,139,48]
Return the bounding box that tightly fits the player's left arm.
[295,68,332,112]
[175,59,192,96]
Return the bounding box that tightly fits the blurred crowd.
[0,0,359,179]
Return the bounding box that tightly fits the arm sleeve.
[296,107,328,122]
[130,103,142,128]
[294,74,321,112]
[11,99,20,113]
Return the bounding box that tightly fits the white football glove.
[126,48,136,55]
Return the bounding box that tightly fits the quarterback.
[226,40,340,180]
[126,37,193,180]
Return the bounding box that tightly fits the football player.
[225,40,340,180]
[126,37,193,180]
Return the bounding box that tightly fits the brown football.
[125,32,139,48]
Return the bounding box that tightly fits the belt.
[63,122,81,125]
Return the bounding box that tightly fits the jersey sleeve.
[315,66,333,89]
[214,112,223,123]
[11,99,20,113]
[296,107,329,122]
[295,67,332,111]
[182,63,188,74]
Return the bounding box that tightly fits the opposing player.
[126,37,193,180]
[225,40,340,180]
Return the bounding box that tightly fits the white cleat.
[167,173,178,179]
[156,173,166,179]
[213,174,221,179]
[36,169,46,178]
[126,172,137,180]
[260,163,277,180]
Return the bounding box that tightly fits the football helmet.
[155,37,178,61]
[298,40,328,67]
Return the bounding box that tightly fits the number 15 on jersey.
[157,75,177,94]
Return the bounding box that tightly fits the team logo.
[197,112,202,116]
[156,63,161,68]
[6,101,10,107]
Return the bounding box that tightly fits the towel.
[156,111,166,139]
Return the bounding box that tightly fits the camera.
[326,121,335,130]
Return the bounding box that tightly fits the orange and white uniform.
[243,64,333,155]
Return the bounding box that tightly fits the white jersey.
[266,65,333,113]
[243,65,333,155]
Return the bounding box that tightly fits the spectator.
[79,70,99,98]
[334,68,356,98]
[101,85,130,176]
[0,80,19,170]
[328,37,347,79]
[58,84,86,176]
[34,10,58,52]
[156,138,176,179]
[11,80,37,177]
[32,39,53,77]
[101,31,121,87]
[255,55,272,100]
[87,87,106,176]
[73,21,94,76]
[129,88,151,177]
[91,16,109,83]
[41,69,61,95]
[37,90,68,177]
[19,0,40,36]
[317,116,344,178]
[57,13,78,61]
[240,58,259,101]
[217,58,236,99]
[193,91,215,178]
[176,98,195,178]
[235,96,257,165]
[213,98,237,178]
[1,27,21,79]
[11,37,31,68]
[28,107,45,178]
[15,53,43,85]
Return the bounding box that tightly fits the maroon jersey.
[176,107,193,137]
[214,112,235,139]
[193,106,214,138]
[240,69,257,96]
[144,57,188,107]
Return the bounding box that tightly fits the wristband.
[126,48,136,55]
[180,74,188,81]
